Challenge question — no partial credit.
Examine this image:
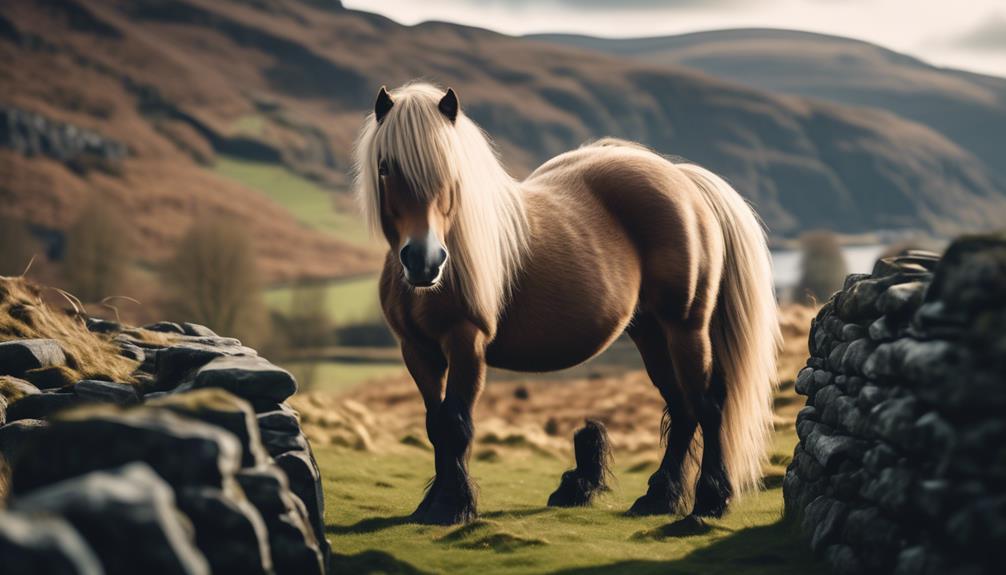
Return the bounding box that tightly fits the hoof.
[548,471,597,508]
[627,492,674,516]
[628,470,683,516]
[409,501,477,525]
[409,482,477,525]
[691,475,732,518]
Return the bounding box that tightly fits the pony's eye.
[378,160,389,176]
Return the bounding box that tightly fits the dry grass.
[0,277,138,384]
[291,304,815,456]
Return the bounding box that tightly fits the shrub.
[62,199,131,302]
[796,230,848,304]
[161,214,268,347]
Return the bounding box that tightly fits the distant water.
[771,244,887,290]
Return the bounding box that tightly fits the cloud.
[952,13,1006,51]
[456,0,749,10]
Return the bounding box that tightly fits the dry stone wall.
[0,319,330,574]
[784,235,1006,575]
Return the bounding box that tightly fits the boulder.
[0,512,103,575]
[10,406,241,496]
[155,342,257,392]
[147,389,269,468]
[0,419,49,469]
[116,342,144,362]
[85,318,122,334]
[73,380,140,406]
[143,321,186,335]
[0,339,66,378]
[237,465,324,575]
[275,448,329,562]
[5,392,91,423]
[260,428,310,459]
[181,323,218,337]
[175,486,273,575]
[190,356,297,403]
[11,463,210,575]
[258,404,301,434]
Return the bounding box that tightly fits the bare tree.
[0,217,37,276]
[797,230,848,305]
[62,199,131,302]
[162,214,268,346]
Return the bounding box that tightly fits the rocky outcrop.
[0,106,127,173]
[784,235,1006,575]
[0,317,329,574]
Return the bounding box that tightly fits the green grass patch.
[213,155,371,246]
[317,426,823,574]
[232,114,267,137]
[265,275,381,325]
[282,360,404,395]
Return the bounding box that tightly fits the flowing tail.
[677,163,781,496]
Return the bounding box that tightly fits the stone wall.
[784,235,1006,575]
[0,319,329,574]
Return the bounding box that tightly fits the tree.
[161,215,268,346]
[0,217,37,277]
[797,230,848,305]
[62,199,131,302]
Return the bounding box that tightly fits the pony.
[353,82,780,525]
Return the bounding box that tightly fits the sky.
[342,0,1006,77]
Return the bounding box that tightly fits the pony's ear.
[438,88,459,124]
[375,86,394,124]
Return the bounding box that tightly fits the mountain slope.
[1,0,1003,280]
[531,28,1006,181]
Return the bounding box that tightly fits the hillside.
[532,28,1006,181]
[1,1,1004,284]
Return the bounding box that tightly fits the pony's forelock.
[353,82,529,329]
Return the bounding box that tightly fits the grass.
[317,427,824,574]
[265,274,381,324]
[283,360,405,395]
[213,155,371,247]
[232,114,267,137]
[0,277,141,385]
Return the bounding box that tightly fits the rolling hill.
[532,28,1006,181]
[1,1,1004,285]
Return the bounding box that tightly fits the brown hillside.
[1,0,1004,283]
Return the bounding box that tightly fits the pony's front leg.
[412,322,486,525]
[400,339,448,520]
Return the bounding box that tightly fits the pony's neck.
[447,127,529,331]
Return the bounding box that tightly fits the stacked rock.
[0,320,329,574]
[784,235,1006,575]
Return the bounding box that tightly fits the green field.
[213,155,371,247]
[284,359,405,395]
[317,428,823,574]
[265,275,381,325]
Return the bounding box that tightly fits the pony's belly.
[486,319,623,372]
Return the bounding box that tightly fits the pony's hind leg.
[626,313,698,516]
[691,369,732,518]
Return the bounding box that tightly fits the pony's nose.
[399,244,423,272]
[400,242,447,285]
[434,247,448,267]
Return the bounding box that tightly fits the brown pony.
[354,82,780,525]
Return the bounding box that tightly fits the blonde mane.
[353,83,529,329]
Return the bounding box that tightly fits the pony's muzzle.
[400,240,448,287]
